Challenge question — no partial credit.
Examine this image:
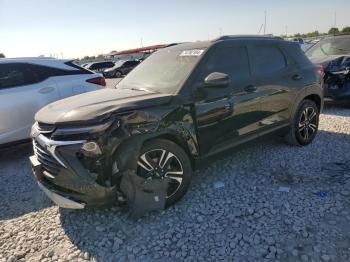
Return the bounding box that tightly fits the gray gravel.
[1,104,350,262]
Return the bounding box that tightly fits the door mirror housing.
[203,72,230,88]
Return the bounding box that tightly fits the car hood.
[35,88,173,125]
[309,55,350,72]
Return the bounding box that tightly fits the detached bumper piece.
[38,181,85,209]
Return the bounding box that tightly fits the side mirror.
[203,72,230,88]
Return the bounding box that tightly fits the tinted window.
[90,63,104,70]
[28,63,90,82]
[124,61,133,67]
[253,46,286,75]
[201,45,250,81]
[0,63,37,89]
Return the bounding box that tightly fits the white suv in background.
[0,58,106,146]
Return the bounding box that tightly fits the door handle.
[244,85,257,92]
[292,74,303,80]
[39,87,55,94]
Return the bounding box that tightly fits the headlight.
[81,142,102,156]
[53,120,119,137]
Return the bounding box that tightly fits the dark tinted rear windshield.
[118,47,205,94]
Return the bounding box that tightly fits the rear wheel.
[137,139,192,207]
[285,99,319,146]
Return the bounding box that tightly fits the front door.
[192,42,265,155]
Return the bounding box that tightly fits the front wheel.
[137,139,192,207]
[285,99,319,146]
[114,71,122,78]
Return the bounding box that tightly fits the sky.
[0,0,349,58]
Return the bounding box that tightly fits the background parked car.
[84,61,115,73]
[306,35,350,103]
[0,58,106,146]
[103,60,141,78]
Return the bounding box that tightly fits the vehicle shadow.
[0,143,52,220]
[59,128,350,262]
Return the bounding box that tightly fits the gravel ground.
[1,104,350,262]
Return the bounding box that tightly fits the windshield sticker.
[180,49,205,57]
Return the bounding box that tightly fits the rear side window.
[202,45,250,81]
[252,45,286,75]
[287,44,313,67]
[0,63,37,89]
[28,63,91,82]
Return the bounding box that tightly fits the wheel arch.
[303,94,322,112]
[143,133,196,169]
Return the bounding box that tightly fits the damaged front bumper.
[30,134,117,208]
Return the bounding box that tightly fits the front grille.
[33,141,61,177]
[37,122,56,134]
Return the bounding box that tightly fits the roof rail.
[213,35,283,42]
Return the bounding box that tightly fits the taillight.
[315,65,325,78]
[86,76,106,87]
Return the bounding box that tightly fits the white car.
[0,58,106,146]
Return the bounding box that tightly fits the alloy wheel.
[298,106,318,142]
[137,149,184,198]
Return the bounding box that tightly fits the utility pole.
[334,11,337,28]
[263,10,267,35]
[140,38,143,48]
[219,27,222,36]
[285,25,288,37]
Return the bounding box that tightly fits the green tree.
[342,26,350,34]
[328,27,339,35]
[0,53,5,58]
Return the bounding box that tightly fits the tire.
[114,71,122,78]
[285,99,319,146]
[137,139,192,207]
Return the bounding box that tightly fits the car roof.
[0,57,76,70]
[165,35,285,52]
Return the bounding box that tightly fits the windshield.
[118,47,205,94]
[306,36,350,59]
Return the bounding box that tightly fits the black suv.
[30,36,323,209]
[103,60,141,78]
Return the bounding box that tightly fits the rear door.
[0,63,59,144]
[192,41,265,155]
[248,42,299,134]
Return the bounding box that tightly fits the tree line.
[281,26,350,39]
